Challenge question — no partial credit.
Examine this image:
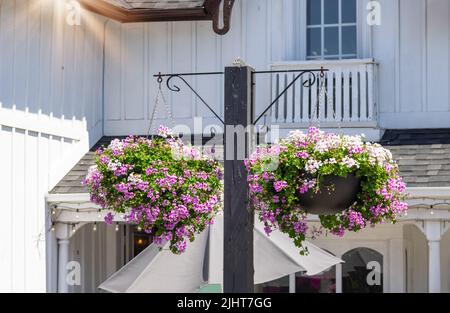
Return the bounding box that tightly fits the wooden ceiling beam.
[78,0,235,34]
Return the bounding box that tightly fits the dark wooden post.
[223,63,255,293]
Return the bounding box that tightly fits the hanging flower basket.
[246,127,408,254]
[83,126,223,254]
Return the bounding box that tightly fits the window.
[307,0,357,59]
[342,248,383,293]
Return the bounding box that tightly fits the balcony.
[266,59,380,141]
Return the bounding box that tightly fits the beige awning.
[99,214,342,293]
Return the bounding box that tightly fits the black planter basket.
[298,174,361,215]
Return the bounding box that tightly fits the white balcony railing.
[269,59,378,128]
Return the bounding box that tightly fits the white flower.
[128,173,143,185]
[314,141,329,153]
[305,159,322,174]
[325,158,337,165]
[107,160,121,171]
[342,156,359,169]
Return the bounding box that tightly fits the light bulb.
[115,223,119,232]
[97,210,102,219]
[72,225,76,233]
[51,224,56,232]
[93,223,97,231]
[76,209,80,219]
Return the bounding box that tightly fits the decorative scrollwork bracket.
[206,0,235,35]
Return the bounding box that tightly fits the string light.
[76,209,80,219]
[51,223,56,232]
[52,206,57,215]
[115,223,119,232]
[97,209,102,219]
[93,222,97,232]
[72,224,76,233]
[430,205,434,215]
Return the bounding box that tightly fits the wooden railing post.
[223,63,255,293]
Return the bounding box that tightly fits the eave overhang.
[79,0,235,35]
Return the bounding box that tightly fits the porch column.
[289,273,296,293]
[55,223,72,293]
[58,239,70,293]
[335,263,343,293]
[428,239,441,293]
[423,221,442,293]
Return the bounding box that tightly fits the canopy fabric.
[99,214,342,293]
[99,229,209,293]
[209,214,343,285]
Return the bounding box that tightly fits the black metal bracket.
[155,72,225,124]
[154,67,327,127]
[252,67,327,124]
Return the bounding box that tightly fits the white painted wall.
[103,0,297,135]
[374,0,450,129]
[0,0,105,292]
[403,224,428,293]
[68,223,123,293]
[103,0,450,135]
[441,228,450,292]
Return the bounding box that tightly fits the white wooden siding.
[0,0,105,292]
[103,0,450,135]
[68,223,123,293]
[104,0,299,135]
[375,0,450,129]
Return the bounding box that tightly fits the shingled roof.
[50,137,117,194]
[381,129,450,187]
[49,129,450,195]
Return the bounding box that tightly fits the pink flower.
[346,210,365,230]
[296,151,309,159]
[104,212,114,225]
[250,183,263,193]
[274,181,288,192]
[331,226,345,237]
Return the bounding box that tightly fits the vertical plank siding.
[0,1,105,292]
[103,0,296,135]
[376,0,450,128]
[103,0,450,134]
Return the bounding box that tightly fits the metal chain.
[316,71,343,134]
[148,77,176,137]
[310,71,325,129]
